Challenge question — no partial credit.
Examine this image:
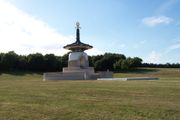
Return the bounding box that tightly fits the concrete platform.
[43,71,113,80]
[97,77,159,81]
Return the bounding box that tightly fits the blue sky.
[0,0,180,63]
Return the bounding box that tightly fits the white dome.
[69,52,88,61]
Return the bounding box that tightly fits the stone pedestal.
[44,51,113,80]
[43,71,112,80]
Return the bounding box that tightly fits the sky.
[0,0,180,63]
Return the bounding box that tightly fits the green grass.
[114,67,180,80]
[0,68,180,120]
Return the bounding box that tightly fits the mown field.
[0,68,180,120]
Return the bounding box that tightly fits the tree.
[121,60,130,70]
[94,53,126,71]
[61,52,69,67]
[27,53,45,71]
[131,57,142,67]
[2,51,176,72]
[113,59,123,70]
[17,55,28,70]
[0,53,4,71]
[56,56,63,71]
[44,54,58,71]
[88,56,93,66]
[94,58,110,71]
[91,55,104,67]
[1,51,19,70]
[113,59,131,71]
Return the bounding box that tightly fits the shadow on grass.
[114,68,159,74]
[0,70,43,76]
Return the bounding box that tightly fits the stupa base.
[43,71,112,80]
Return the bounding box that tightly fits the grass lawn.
[0,68,180,120]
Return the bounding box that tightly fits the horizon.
[0,0,180,64]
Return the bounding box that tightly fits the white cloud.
[144,51,162,63]
[172,35,180,42]
[108,41,126,50]
[0,0,74,55]
[169,44,180,50]
[119,44,126,48]
[142,16,173,27]
[86,48,104,55]
[165,37,180,53]
[133,40,146,48]
[176,21,180,29]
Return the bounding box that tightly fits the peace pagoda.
[44,22,112,80]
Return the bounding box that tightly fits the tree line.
[0,51,143,72]
[0,51,179,72]
[141,63,180,68]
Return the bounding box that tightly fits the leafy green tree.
[0,53,4,71]
[0,51,145,72]
[91,55,104,67]
[17,55,28,70]
[61,52,69,67]
[56,56,63,71]
[95,53,126,71]
[121,60,130,70]
[1,51,19,70]
[131,57,143,67]
[113,59,123,70]
[94,58,109,71]
[27,53,45,71]
[88,56,93,66]
[44,54,58,71]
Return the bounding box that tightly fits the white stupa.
[43,22,112,80]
